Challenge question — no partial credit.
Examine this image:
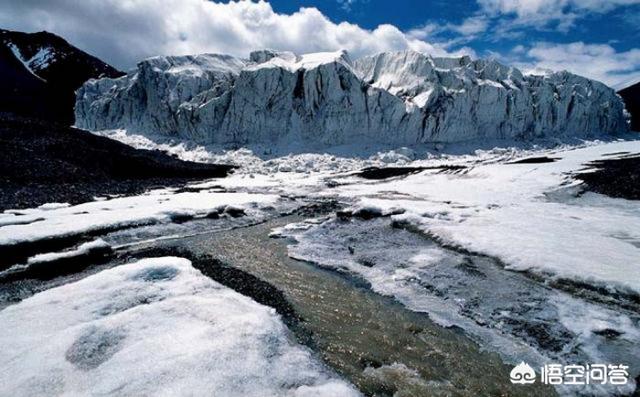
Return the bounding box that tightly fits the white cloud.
[0,0,461,69]
[409,16,488,39]
[449,16,489,36]
[410,0,640,88]
[407,16,488,50]
[406,23,440,41]
[3,0,635,88]
[337,0,358,11]
[512,44,526,54]
[516,42,640,88]
[478,0,640,30]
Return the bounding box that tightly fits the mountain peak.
[0,29,123,123]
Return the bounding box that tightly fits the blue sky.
[264,0,640,87]
[268,0,640,53]
[2,0,639,88]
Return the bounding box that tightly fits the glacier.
[75,49,628,146]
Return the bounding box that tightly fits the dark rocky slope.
[0,115,234,210]
[577,154,640,200]
[618,81,640,131]
[0,29,124,124]
[0,30,234,210]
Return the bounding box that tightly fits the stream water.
[3,199,636,396]
[137,214,554,396]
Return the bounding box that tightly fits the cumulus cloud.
[2,0,636,88]
[515,42,640,88]
[0,0,461,69]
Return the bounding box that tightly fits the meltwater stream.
[2,197,636,396]
[135,214,555,396]
[277,214,640,396]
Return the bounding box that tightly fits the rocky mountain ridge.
[0,29,123,123]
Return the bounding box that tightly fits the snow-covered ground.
[88,128,419,174]
[0,256,359,396]
[3,136,637,299]
[323,141,640,296]
[90,127,636,172]
[266,139,640,395]
[0,190,280,246]
[275,216,639,395]
[1,132,639,395]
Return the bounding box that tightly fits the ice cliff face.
[75,49,628,146]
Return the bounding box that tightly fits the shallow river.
[136,214,554,396]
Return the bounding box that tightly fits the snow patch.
[0,191,279,246]
[37,202,71,210]
[7,43,47,82]
[0,256,360,397]
[27,239,111,265]
[26,46,56,72]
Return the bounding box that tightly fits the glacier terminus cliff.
[75,50,628,146]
